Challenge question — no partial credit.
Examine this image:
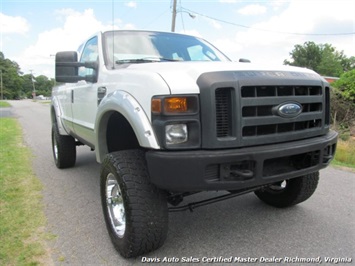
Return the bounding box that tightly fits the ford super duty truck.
[51,30,338,258]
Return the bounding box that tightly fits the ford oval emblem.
[277,102,302,118]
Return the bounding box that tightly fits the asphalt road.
[8,100,355,266]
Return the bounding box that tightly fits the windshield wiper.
[115,57,180,64]
[153,57,180,62]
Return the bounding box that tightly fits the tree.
[341,56,355,72]
[332,69,355,102]
[0,52,24,99]
[22,74,34,98]
[33,75,54,97]
[317,44,344,77]
[0,52,55,99]
[284,42,355,77]
[284,41,322,71]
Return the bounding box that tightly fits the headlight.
[151,95,200,149]
[166,124,188,145]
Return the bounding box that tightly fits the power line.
[180,7,355,36]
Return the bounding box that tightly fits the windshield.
[103,31,230,67]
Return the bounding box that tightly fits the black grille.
[243,119,322,137]
[242,105,274,117]
[215,88,232,138]
[242,103,322,117]
[241,85,322,98]
[325,87,330,125]
[240,85,323,138]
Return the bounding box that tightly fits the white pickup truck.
[51,30,337,258]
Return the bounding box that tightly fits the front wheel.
[51,123,76,169]
[254,172,319,208]
[100,150,168,258]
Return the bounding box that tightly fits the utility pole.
[171,0,177,32]
[30,70,36,99]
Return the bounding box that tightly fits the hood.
[125,61,321,94]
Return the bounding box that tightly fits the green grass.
[0,118,50,266]
[0,101,11,108]
[38,101,51,105]
[333,138,355,169]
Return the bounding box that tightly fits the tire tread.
[52,124,76,168]
[100,150,168,258]
[255,172,319,208]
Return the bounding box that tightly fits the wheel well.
[106,112,140,153]
[50,106,56,123]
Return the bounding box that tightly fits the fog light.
[165,124,188,145]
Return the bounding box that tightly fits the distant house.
[323,76,339,83]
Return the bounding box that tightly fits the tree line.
[284,41,355,77]
[0,52,54,100]
[284,41,355,103]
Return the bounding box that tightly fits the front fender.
[95,90,160,163]
[51,96,68,136]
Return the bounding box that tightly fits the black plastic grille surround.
[198,71,330,149]
[215,85,326,138]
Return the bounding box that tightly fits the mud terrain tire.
[255,172,319,208]
[51,123,76,168]
[100,150,168,258]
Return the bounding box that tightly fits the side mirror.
[55,51,78,82]
[239,58,251,63]
[55,51,98,83]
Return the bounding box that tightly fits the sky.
[1,0,354,78]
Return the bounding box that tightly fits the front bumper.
[146,130,338,192]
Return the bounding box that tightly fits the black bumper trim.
[146,131,338,192]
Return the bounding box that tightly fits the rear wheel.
[100,150,168,258]
[254,172,319,208]
[51,123,76,168]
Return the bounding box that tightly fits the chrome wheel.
[53,136,58,160]
[51,123,76,168]
[100,151,168,257]
[268,180,287,192]
[106,173,126,238]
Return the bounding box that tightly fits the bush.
[330,87,355,135]
[332,69,355,101]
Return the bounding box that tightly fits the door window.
[79,37,98,77]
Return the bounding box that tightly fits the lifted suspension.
[168,187,262,213]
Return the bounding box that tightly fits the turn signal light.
[151,98,161,114]
[164,97,187,113]
[151,95,198,114]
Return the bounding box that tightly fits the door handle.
[98,87,107,105]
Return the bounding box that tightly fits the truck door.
[71,36,99,146]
